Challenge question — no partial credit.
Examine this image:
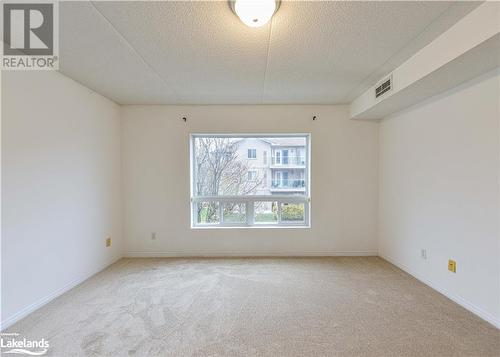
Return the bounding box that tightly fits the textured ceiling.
[58,1,480,105]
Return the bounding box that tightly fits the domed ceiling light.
[229,0,281,28]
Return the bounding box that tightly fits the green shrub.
[281,204,304,221]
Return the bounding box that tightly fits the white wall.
[378,69,500,327]
[1,71,122,328]
[121,105,379,256]
[2,68,498,329]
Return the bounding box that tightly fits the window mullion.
[246,199,254,226]
[192,198,196,227]
[305,198,310,226]
[218,200,223,225]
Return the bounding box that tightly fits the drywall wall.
[121,105,379,256]
[1,70,122,328]
[378,69,500,327]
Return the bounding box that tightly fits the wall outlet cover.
[448,259,456,273]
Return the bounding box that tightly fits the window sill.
[191,224,311,230]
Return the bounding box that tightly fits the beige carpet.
[7,257,500,356]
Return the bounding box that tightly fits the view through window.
[191,134,310,227]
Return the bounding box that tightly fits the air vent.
[375,75,392,99]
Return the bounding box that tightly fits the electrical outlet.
[151,232,157,240]
[448,259,456,273]
[106,237,112,247]
[421,249,427,260]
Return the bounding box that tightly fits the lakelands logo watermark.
[2,1,59,70]
[0,333,49,355]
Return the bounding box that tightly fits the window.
[282,149,289,164]
[247,170,257,181]
[191,134,310,228]
[247,148,257,159]
[263,150,268,165]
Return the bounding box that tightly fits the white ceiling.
[59,1,480,105]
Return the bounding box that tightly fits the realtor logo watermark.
[1,333,49,355]
[2,1,59,70]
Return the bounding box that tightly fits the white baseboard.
[124,250,378,257]
[0,256,122,331]
[380,254,500,329]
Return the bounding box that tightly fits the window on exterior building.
[247,148,257,159]
[282,150,289,165]
[190,134,310,228]
[263,151,267,165]
[248,170,257,181]
[275,151,281,165]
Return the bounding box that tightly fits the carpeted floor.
[7,257,500,356]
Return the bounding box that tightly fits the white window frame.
[275,150,282,165]
[190,133,311,228]
[275,171,282,186]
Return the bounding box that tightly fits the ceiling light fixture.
[229,0,281,28]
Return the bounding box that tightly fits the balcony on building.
[270,179,306,192]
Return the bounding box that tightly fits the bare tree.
[195,138,263,222]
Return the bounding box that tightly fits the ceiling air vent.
[375,75,393,99]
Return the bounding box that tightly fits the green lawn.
[255,212,277,222]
